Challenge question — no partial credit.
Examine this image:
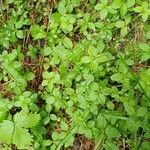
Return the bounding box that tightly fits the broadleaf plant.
[0,111,40,149]
[0,0,150,149]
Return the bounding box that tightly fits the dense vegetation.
[0,0,150,149]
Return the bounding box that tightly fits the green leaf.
[106,140,119,150]
[105,125,120,138]
[141,53,150,62]
[0,120,14,143]
[42,140,52,147]
[124,104,135,116]
[141,141,150,149]
[96,53,108,63]
[15,20,24,29]
[58,1,67,14]
[87,120,95,128]
[88,22,96,31]
[97,114,107,128]
[100,8,108,20]
[120,4,127,16]
[23,91,32,97]
[112,0,122,9]
[115,20,125,28]
[46,96,55,104]
[85,128,93,139]
[13,61,22,68]
[137,107,147,117]
[60,121,69,131]
[71,0,81,7]
[142,1,149,9]
[44,47,52,56]
[98,94,106,104]
[13,127,32,149]
[146,31,150,39]
[52,132,59,141]
[42,80,49,86]
[81,56,92,64]
[106,101,114,110]
[139,43,149,52]
[44,116,50,125]
[0,111,8,123]
[98,40,105,52]
[91,60,98,71]
[25,72,35,81]
[127,0,135,8]
[88,46,97,56]
[121,26,128,36]
[119,62,128,74]
[64,134,74,148]
[63,37,73,49]
[95,4,104,11]
[134,6,142,13]
[16,30,24,39]
[14,111,40,128]
[142,12,149,22]
[7,0,15,3]
[50,114,57,121]
[111,73,122,82]
[101,0,108,4]
[30,25,46,40]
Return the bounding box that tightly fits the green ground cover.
[0,0,150,149]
